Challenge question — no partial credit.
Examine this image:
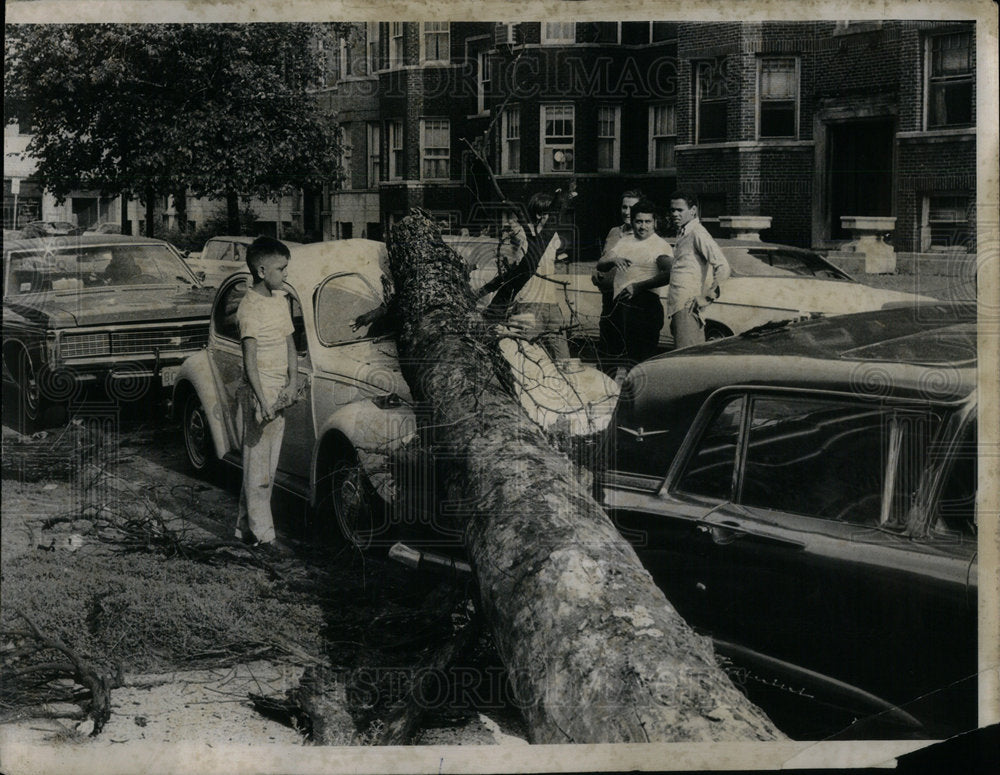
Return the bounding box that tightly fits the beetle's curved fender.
[172,350,231,462]
[311,399,418,504]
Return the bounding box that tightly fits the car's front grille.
[61,326,208,359]
[110,328,208,356]
[60,333,111,358]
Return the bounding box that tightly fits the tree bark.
[226,190,240,235]
[387,212,785,744]
[144,186,156,238]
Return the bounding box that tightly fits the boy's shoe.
[254,538,295,559]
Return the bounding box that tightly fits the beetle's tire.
[329,449,389,550]
[182,390,217,475]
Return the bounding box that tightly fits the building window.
[540,104,574,173]
[922,195,971,251]
[501,107,520,175]
[651,22,677,42]
[388,120,404,180]
[696,60,728,143]
[648,104,676,169]
[578,22,620,44]
[421,23,449,63]
[496,23,519,47]
[597,105,620,171]
[420,119,450,180]
[339,123,353,190]
[390,22,405,68]
[339,37,353,78]
[758,57,798,138]
[542,23,576,45]
[366,22,380,73]
[927,32,973,128]
[477,51,490,114]
[367,122,382,187]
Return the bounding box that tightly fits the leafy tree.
[5,23,343,234]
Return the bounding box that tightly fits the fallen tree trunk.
[387,212,785,744]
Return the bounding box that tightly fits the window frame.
[539,103,575,175]
[477,50,490,114]
[541,22,576,45]
[924,30,974,129]
[419,118,450,181]
[390,22,405,69]
[757,56,800,139]
[648,103,677,170]
[420,22,450,64]
[501,106,521,175]
[597,105,621,172]
[339,36,353,78]
[367,122,382,187]
[339,123,353,190]
[366,22,380,74]
[388,120,404,180]
[921,193,971,252]
[695,59,729,144]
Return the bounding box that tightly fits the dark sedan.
[601,303,978,739]
[3,235,214,427]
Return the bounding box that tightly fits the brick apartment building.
[5,19,975,265]
[317,19,976,264]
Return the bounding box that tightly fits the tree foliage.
[4,23,343,204]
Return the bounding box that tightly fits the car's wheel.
[705,322,734,341]
[182,390,217,475]
[328,449,388,550]
[12,348,63,431]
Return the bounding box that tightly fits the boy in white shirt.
[235,236,298,556]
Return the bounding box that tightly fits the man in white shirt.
[667,192,731,349]
[595,199,673,369]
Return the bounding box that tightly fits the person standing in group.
[478,184,576,361]
[235,236,299,557]
[592,189,643,373]
[594,199,673,374]
[667,192,731,349]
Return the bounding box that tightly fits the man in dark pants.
[594,199,673,378]
[592,189,643,374]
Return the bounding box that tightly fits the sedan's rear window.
[725,248,850,280]
[6,244,195,295]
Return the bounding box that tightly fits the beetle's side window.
[314,273,385,345]
[214,280,248,341]
[675,396,744,501]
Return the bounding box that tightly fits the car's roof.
[5,234,175,251]
[632,303,977,403]
[205,235,302,246]
[285,238,387,288]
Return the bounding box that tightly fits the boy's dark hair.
[526,192,555,220]
[246,236,291,273]
[669,191,698,209]
[621,189,645,202]
[629,198,659,219]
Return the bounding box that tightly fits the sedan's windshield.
[5,244,197,295]
[725,248,852,280]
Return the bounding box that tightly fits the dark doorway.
[827,120,894,240]
[72,197,99,230]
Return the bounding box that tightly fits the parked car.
[173,239,618,547]
[82,222,122,235]
[601,302,978,739]
[185,236,301,287]
[18,220,84,238]
[447,234,933,348]
[2,235,214,427]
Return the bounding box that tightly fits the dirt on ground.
[0,417,528,752]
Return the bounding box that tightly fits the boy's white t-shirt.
[237,289,294,383]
